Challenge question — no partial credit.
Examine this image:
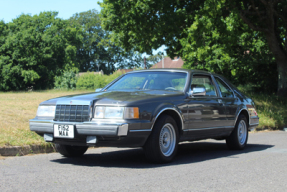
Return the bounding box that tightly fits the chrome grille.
[54,105,90,122]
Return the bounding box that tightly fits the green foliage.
[76,71,122,90]
[238,85,287,130]
[0,10,147,91]
[69,10,106,72]
[76,72,104,89]
[180,3,277,92]
[69,9,144,75]
[54,68,79,89]
[100,0,204,56]
[0,12,82,91]
[100,0,279,93]
[145,54,163,69]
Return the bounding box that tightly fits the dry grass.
[0,90,92,147]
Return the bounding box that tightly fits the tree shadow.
[51,141,273,169]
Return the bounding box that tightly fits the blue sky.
[0,0,102,23]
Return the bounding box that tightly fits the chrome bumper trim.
[29,119,129,136]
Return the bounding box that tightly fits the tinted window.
[107,72,187,91]
[191,75,217,96]
[215,77,234,98]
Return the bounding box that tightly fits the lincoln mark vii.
[30,69,259,163]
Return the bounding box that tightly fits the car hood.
[40,90,185,106]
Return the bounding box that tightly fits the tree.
[180,2,277,92]
[69,9,105,72]
[69,9,144,74]
[228,0,287,95]
[100,0,286,95]
[100,0,203,56]
[0,12,81,90]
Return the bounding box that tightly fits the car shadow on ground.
[51,141,273,169]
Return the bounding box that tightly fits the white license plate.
[54,124,74,138]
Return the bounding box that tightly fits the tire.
[55,144,88,157]
[226,114,248,150]
[144,114,179,163]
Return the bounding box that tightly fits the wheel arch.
[234,108,249,127]
[151,108,184,136]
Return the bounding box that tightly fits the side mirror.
[191,87,206,96]
[95,88,102,92]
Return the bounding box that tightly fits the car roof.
[127,68,213,75]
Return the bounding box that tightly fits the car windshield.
[107,71,187,92]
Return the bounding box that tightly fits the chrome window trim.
[104,71,189,93]
[189,73,220,98]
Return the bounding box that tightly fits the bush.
[54,68,79,89]
[76,71,123,90]
[238,85,287,130]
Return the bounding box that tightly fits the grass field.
[238,85,287,130]
[242,92,287,130]
[0,89,286,147]
[0,90,92,147]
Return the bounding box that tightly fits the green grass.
[0,88,285,147]
[238,85,287,130]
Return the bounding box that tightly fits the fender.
[151,106,185,130]
[234,107,250,127]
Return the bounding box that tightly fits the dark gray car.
[30,69,259,163]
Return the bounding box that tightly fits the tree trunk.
[277,62,287,96]
[265,32,287,96]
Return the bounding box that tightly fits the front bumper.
[29,118,152,147]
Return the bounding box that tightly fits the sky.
[0,0,166,56]
[0,0,102,23]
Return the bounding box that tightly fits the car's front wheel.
[144,114,179,163]
[226,114,248,150]
[55,144,88,157]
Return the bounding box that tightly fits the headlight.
[94,107,139,119]
[37,106,56,117]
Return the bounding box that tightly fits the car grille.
[54,105,90,122]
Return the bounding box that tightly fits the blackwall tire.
[55,144,88,157]
[144,114,179,163]
[226,114,248,150]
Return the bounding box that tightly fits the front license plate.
[54,124,74,138]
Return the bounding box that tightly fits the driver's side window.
[191,75,217,96]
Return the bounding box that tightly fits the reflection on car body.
[30,69,259,163]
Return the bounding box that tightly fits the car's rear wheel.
[55,144,88,157]
[144,114,178,163]
[226,114,248,150]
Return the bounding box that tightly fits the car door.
[186,74,227,139]
[213,76,238,132]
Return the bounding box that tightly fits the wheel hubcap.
[238,120,247,145]
[159,123,176,157]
